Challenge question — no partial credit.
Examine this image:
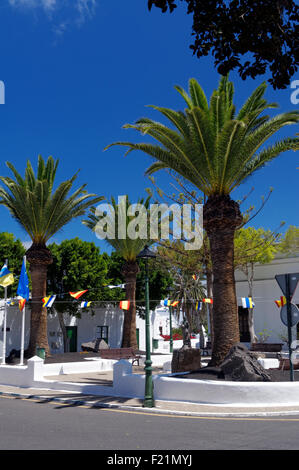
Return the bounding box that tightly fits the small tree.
[279,226,299,255]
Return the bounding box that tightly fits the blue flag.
[17,259,30,301]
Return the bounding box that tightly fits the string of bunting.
[0,262,284,312]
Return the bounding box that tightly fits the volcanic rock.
[171,348,201,373]
[220,343,271,381]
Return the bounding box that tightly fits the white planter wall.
[2,358,299,407]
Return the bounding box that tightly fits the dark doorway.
[238,307,250,342]
[66,326,78,352]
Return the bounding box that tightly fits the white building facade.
[0,302,181,358]
[235,253,299,346]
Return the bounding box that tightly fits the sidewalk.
[2,379,299,417]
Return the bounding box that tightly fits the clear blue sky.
[0,0,298,253]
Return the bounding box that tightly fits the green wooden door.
[66,326,77,352]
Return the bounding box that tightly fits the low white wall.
[110,362,299,406]
[154,338,199,354]
[0,356,44,387]
[139,354,173,368]
[43,359,116,376]
[257,358,279,370]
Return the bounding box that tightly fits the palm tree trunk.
[121,261,139,349]
[204,195,242,366]
[206,268,214,347]
[26,244,53,357]
[27,263,50,357]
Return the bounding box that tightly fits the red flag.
[69,290,88,299]
[19,298,26,311]
[120,300,130,310]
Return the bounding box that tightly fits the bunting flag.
[6,300,15,306]
[274,295,287,308]
[120,300,130,310]
[0,264,14,287]
[80,301,92,308]
[106,284,125,289]
[18,298,26,312]
[274,297,287,308]
[203,298,213,304]
[171,300,179,307]
[195,301,202,311]
[17,259,30,301]
[42,295,56,308]
[69,290,88,299]
[163,299,171,306]
[280,296,287,307]
[192,274,197,281]
[242,297,255,309]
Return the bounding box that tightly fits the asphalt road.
[1,395,299,451]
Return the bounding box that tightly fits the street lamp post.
[137,245,156,408]
[167,287,174,354]
[169,305,173,353]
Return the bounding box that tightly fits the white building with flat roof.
[235,253,299,346]
[0,302,180,359]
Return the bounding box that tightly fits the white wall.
[135,307,182,353]
[1,303,170,356]
[151,306,181,339]
[0,301,31,360]
[235,254,299,344]
[48,307,125,353]
[0,303,125,357]
[1,301,200,357]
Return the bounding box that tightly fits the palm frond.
[0,155,103,245]
[104,76,299,197]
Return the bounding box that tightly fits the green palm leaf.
[105,75,299,197]
[0,156,104,245]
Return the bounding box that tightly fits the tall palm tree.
[83,195,154,349]
[0,155,103,357]
[105,76,299,365]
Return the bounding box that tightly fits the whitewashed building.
[235,252,299,346]
[0,302,182,358]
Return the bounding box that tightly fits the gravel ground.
[6,350,148,365]
[171,366,299,382]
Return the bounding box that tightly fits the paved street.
[1,395,299,450]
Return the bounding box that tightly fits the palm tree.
[105,76,299,365]
[0,155,103,357]
[83,195,154,349]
